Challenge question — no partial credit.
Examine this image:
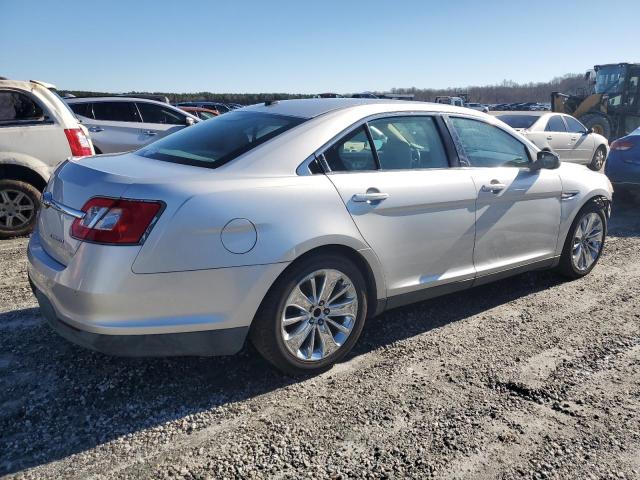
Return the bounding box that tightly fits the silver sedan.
[28,99,613,375]
[493,111,609,170]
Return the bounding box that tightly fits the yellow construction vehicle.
[551,63,640,141]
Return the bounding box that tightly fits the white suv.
[0,78,94,238]
[66,97,199,154]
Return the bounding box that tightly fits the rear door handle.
[481,182,507,193]
[352,192,389,203]
[88,126,104,132]
[546,136,553,140]
[143,130,157,136]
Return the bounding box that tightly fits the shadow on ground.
[0,195,638,475]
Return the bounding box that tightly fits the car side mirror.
[185,116,196,126]
[587,128,594,134]
[532,150,560,171]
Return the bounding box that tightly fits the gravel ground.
[1,200,639,480]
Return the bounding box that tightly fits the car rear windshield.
[137,111,305,168]
[496,115,539,129]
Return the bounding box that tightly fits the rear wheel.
[557,200,607,279]
[0,180,40,239]
[581,113,612,140]
[250,253,368,376]
[589,145,607,171]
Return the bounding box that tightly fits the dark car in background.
[605,127,640,200]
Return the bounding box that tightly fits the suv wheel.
[0,179,40,238]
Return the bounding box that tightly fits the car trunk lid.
[37,153,206,265]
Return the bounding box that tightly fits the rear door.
[564,115,594,164]
[135,102,189,144]
[544,115,573,160]
[322,115,477,299]
[78,101,144,153]
[447,116,561,279]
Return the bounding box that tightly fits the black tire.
[589,145,607,171]
[250,253,368,376]
[557,200,607,279]
[580,113,612,140]
[0,179,41,239]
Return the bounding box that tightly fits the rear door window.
[92,102,140,122]
[137,102,186,125]
[0,90,45,125]
[322,126,377,172]
[367,116,449,170]
[138,111,305,168]
[545,115,566,132]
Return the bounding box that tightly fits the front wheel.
[589,146,607,171]
[250,253,368,376]
[557,200,607,279]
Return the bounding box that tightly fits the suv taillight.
[64,128,93,156]
[71,197,163,244]
[610,139,634,151]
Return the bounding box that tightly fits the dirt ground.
[1,200,639,480]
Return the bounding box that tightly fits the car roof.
[490,111,549,117]
[67,96,170,104]
[242,98,479,119]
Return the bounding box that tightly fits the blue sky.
[1,0,636,93]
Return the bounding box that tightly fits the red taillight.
[610,139,634,151]
[71,197,163,244]
[64,128,93,156]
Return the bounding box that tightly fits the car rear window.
[137,111,305,168]
[496,115,539,129]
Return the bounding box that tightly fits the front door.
[448,116,562,278]
[135,102,188,146]
[321,117,477,299]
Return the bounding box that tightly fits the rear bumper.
[27,230,288,356]
[33,283,248,356]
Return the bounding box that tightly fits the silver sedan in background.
[28,99,612,375]
[493,111,609,170]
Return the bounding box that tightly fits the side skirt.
[380,257,559,313]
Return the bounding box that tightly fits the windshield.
[595,65,626,95]
[138,111,305,168]
[496,115,539,129]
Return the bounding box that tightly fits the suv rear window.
[0,91,45,124]
[496,115,539,129]
[137,111,305,168]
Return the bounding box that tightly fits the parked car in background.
[466,102,489,113]
[28,99,612,375]
[0,78,93,238]
[605,127,640,199]
[175,101,231,114]
[177,106,219,120]
[315,93,344,98]
[493,112,609,170]
[67,97,199,154]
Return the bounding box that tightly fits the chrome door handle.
[546,136,553,140]
[481,183,507,193]
[89,126,104,132]
[352,192,389,203]
[570,137,577,141]
[143,130,157,136]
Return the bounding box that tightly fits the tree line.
[62,73,587,105]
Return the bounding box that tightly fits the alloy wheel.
[571,212,604,272]
[280,269,358,361]
[593,149,605,170]
[0,189,35,230]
